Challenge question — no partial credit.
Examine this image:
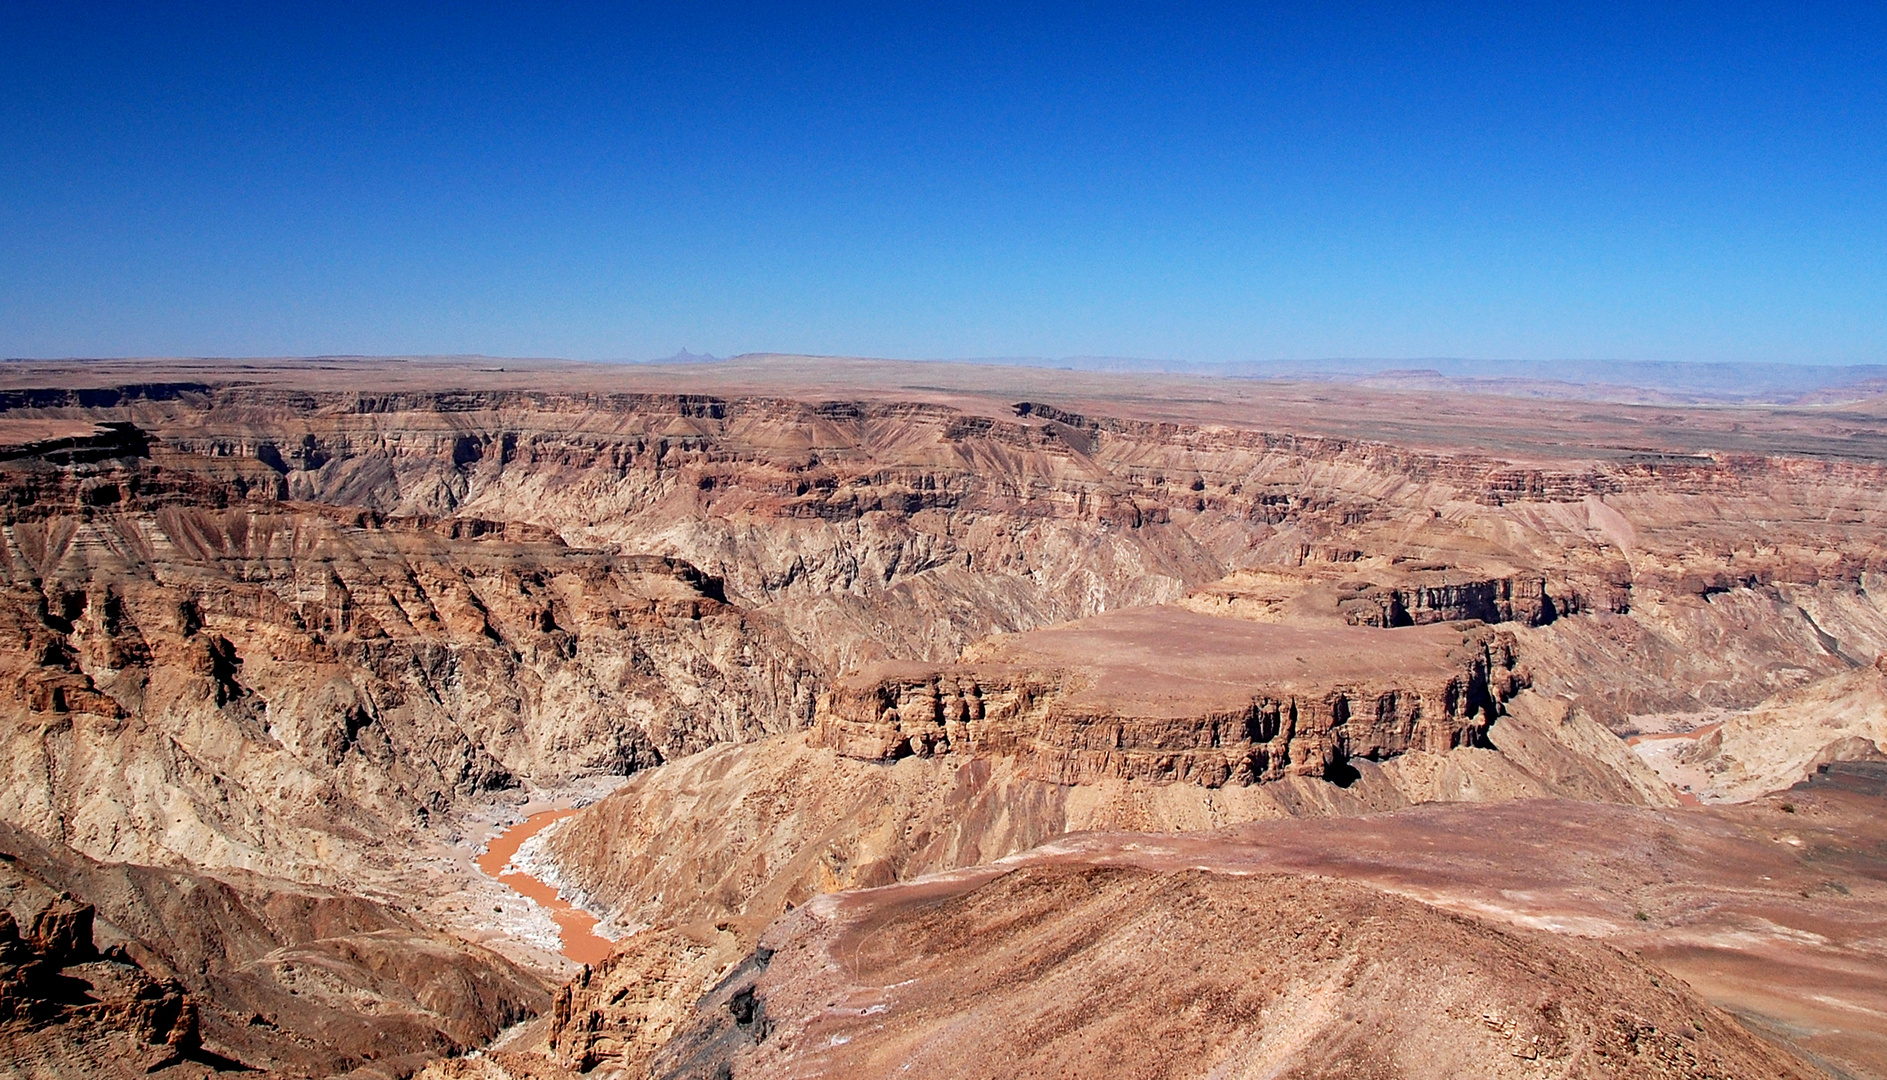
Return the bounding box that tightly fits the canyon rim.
[0,354,1885,1079]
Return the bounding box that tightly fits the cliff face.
[0,449,817,880]
[99,390,1887,716]
[813,609,1524,788]
[5,385,1881,900]
[14,386,1886,714]
[0,824,545,1078]
[4,377,1887,1075]
[525,694,1670,1077]
[4,389,1882,830]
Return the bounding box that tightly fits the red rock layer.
[815,608,1525,786]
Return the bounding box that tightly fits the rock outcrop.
[0,825,546,1077]
[814,608,1525,788]
[1183,557,1575,628]
[0,890,199,1078]
[654,865,1818,1080]
[0,446,818,881]
[6,365,1887,1075]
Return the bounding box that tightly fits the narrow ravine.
[477,809,616,965]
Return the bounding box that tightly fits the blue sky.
[3,2,1884,364]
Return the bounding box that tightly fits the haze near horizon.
[4,2,1884,371]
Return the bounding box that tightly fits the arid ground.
[2,355,1885,1078]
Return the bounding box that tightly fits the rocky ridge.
[526,762,1887,1080]
[651,865,1818,1080]
[0,889,200,1080]
[0,822,546,1078]
[814,609,1524,788]
[0,445,816,883]
[4,368,1887,1075]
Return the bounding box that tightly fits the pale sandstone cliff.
[813,608,1523,787]
[0,448,816,882]
[1662,659,1887,801]
[4,377,1886,1076]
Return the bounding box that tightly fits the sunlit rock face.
[6,373,1887,1078]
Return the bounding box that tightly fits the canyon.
[0,355,1885,1077]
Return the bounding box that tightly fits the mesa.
[1,356,1884,1079]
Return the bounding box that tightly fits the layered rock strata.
[5,372,1887,1074]
[0,891,199,1078]
[0,825,547,1077]
[0,447,817,880]
[813,607,1524,787]
[1182,558,1576,628]
[522,691,1674,1080]
[11,387,1887,700]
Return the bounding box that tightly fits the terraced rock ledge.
[814,607,1525,787]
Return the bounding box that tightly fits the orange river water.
[475,809,615,965]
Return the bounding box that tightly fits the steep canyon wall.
[5,379,1887,1075]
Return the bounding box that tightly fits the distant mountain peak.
[651,348,720,364]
